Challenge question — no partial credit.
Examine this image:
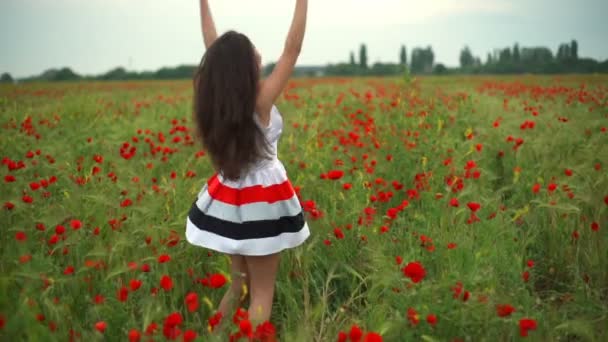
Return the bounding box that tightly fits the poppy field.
[1,75,607,341]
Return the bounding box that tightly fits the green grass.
[1,75,607,341]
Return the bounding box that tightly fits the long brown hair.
[193,31,271,180]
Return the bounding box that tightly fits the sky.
[1,0,607,78]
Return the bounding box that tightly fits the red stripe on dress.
[206,174,296,205]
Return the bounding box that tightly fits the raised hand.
[200,0,218,49]
[256,0,308,124]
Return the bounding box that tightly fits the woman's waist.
[249,156,282,172]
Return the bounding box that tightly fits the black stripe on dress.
[188,202,306,240]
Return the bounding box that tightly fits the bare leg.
[217,254,248,319]
[245,252,281,324]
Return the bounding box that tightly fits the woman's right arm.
[256,0,308,123]
[200,0,218,49]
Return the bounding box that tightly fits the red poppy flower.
[532,183,540,193]
[130,279,142,291]
[15,231,27,242]
[163,312,182,340]
[158,254,171,263]
[254,320,276,340]
[70,219,82,230]
[94,294,105,305]
[402,261,426,283]
[327,170,344,180]
[386,208,398,219]
[395,256,403,265]
[128,329,141,342]
[48,234,59,245]
[364,332,383,342]
[208,312,223,331]
[55,225,66,235]
[121,198,132,207]
[407,307,420,325]
[496,304,516,317]
[519,318,537,337]
[19,254,32,263]
[334,228,345,239]
[160,275,173,291]
[144,322,158,336]
[239,319,252,336]
[349,324,363,342]
[426,314,437,326]
[210,273,226,288]
[572,230,580,240]
[117,286,129,302]
[29,182,40,191]
[95,321,107,333]
[449,198,459,207]
[183,330,197,342]
[467,202,481,212]
[185,292,199,312]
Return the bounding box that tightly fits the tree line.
[325,39,608,76]
[2,39,607,82]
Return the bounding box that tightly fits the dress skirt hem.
[186,216,310,256]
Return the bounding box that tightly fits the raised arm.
[256,0,308,123]
[200,0,218,49]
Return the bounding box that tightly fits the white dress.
[185,105,310,256]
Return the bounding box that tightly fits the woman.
[185,0,310,327]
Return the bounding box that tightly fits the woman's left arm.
[200,0,218,48]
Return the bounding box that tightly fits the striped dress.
[185,105,310,256]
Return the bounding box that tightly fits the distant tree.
[410,48,423,73]
[349,51,356,65]
[0,72,13,83]
[370,63,400,76]
[521,47,553,64]
[359,44,368,69]
[410,46,434,74]
[154,65,197,79]
[513,43,520,63]
[100,67,128,80]
[264,62,276,77]
[53,67,81,81]
[325,63,362,76]
[400,45,407,65]
[570,40,578,60]
[459,46,475,68]
[433,63,448,75]
[427,46,435,71]
[486,53,493,65]
[499,48,512,64]
[557,43,571,61]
